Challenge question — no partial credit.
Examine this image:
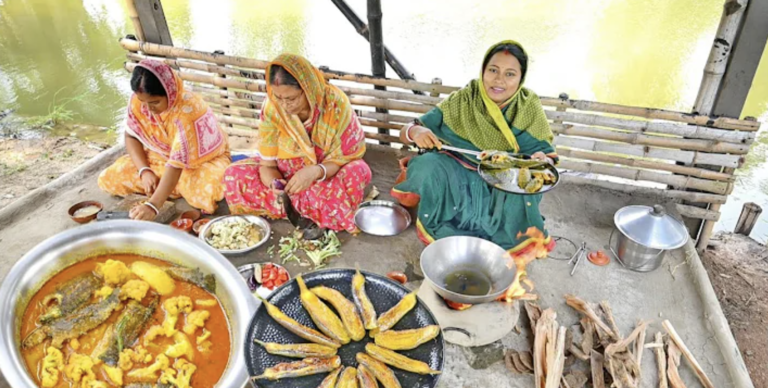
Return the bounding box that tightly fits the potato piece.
[130,261,176,295]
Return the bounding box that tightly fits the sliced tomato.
[264,280,274,289]
[278,273,289,282]
[264,263,274,270]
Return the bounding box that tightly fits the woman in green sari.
[392,40,558,253]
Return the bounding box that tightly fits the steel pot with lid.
[609,204,689,272]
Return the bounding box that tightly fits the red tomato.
[278,273,289,282]
[264,280,274,289]
[264,263,274,270]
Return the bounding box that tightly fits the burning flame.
[497,227,555,303]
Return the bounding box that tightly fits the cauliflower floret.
[196,328,211,345]
[69,338,80,351]
[143,325,165,346]
[96,260,132,286]
[102,364,123,386]
[41,347,64,388]
[126,354,170,381]
[183,310,210,335]
[160,359,197,388]
[94,286,114,300]
[119,279,150,301]
[195,299,217,307]
[118,346,151,371]
[165,332,195,361]
[160,296,193,336]
[82,379,108,388]
[64,353,95,383]
[197,340,212,354]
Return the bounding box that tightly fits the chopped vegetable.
[207,218,263,250]
[277,230,342,268]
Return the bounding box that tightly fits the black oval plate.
[246,268,444,388]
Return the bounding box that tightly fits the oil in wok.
[443,268,491,296]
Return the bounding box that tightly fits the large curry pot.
[0,220,258,387]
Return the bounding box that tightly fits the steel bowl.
[199,215,271,255]
[354,200,412,236]
[420,236,515,304]
[0,220,258,388]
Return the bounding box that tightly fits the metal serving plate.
[354,200,412,236]
[199,215,271,255]
[246,268,444,388]
[478,162,560,195]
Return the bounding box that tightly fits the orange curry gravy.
[20,254,231,388]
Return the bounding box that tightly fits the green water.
[0,0,767,240]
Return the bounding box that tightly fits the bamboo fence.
[120,40,759,225]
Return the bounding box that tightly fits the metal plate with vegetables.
[246,268,444,388]
[199,215,271,254]
[477,151,560,195]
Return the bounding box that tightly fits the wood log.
[554,135,742,169]
[590,351,606,388]
[568,345,589,362]
[534,309,557,388]
[675,203,720,221]
[544,327,567,388]
[555,148,734,181]
[551,123,750,155]
[564,295,616,340]
[525,303,543,335]
[580,318,595,355]
[734,202,762,235]
[547,110,754,144]
[599,301,622,340]
[666,340,687,388]
[633,322,648,387]
[557,159,730,194]
[655,333,668,388]
[662,320,715,388]
[539,97,759,132]
[561,175,728,204]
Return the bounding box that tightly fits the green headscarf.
[437,40,553,153]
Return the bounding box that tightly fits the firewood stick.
[534,309,556,388]
[591,351,607,388]
[569,344,589,361]
[605,321,648,357]
[545,326,567,388]
[565,295,617,340]
[600,301,623,339]
[667,340,687,388]
[633,321,648,386]
[662,320,715,388]
[525,302,543,334]
[580,318,595,354]
[654,333,668,388]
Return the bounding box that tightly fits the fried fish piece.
[297,275,350,345]
[251,356,341,381]
[37,273,101,324]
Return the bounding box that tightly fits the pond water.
[0,0,766,241]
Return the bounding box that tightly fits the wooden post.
[128,0,173,45]
[692,0,749,253]
[329,0,420,88]
[214,50,234,128]
[430,78,442,98]
[734,202,762,236]
[367,0,389,145]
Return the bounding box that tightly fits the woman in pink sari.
[223,54,371,236]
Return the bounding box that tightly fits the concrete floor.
[0,145,745,387]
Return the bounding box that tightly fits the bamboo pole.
[124,0,146,42]
[555,148,734,181]
[675,203,721,221]
[557,159,730,194]
[540,97,759,131]
[554,135,742,168]
[694,0,749,114]
[550,123,749,155]
[561,175,728,204]
[547,110,754,144]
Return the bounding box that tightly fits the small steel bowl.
[198,215,271,255]
[420,236,516,304]
[354,200,412,236]
[67,201,103,224]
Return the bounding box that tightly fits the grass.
[25,88,91,130]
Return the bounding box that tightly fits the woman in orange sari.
[98,59,230,220]
[223,54,371,235]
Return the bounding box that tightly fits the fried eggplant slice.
[317,367,342,388]
[356,353,401,388]
[352,268,378,330]
[374,325,440,351]
[251,356,341,381]
[365,343,440,375]
[311,286,366,341]
[253,339,337,358]
[369,292,417,338]
[357,364,378,388]
[297,275,350,345]
[257,295,340,349]
[336,367,358,388]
